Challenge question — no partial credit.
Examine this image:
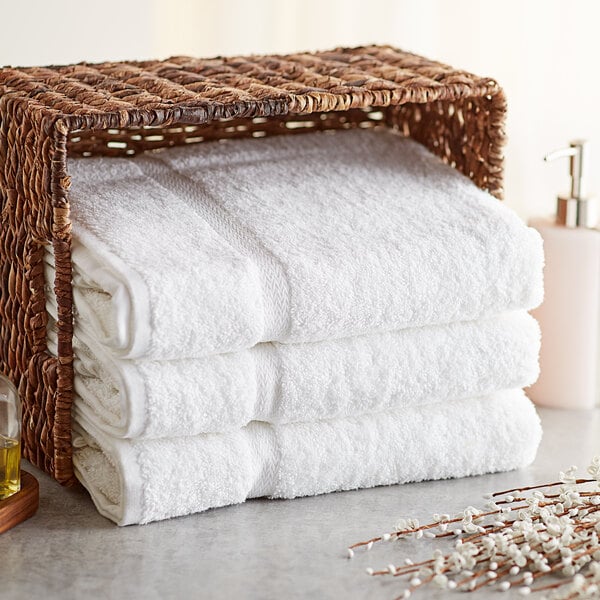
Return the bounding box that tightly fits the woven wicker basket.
[0,45,506,485]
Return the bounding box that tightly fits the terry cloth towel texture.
[47,127,545,526]
[72,390,542,525]
[47,312,540,438]
[44,128,544,360]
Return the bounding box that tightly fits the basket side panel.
[385,93,507,198]
[0,97,74,484]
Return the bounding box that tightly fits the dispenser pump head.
[544,140,597,228]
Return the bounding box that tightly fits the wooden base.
[0,471,39,534]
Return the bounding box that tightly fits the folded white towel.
[73,389,542,525]
[46,128,543,360]
[48,311,539,438]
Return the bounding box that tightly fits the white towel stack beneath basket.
[45,128,544,525]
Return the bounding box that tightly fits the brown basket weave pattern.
[0,45,506,485]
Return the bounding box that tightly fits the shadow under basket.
[0,44,506,485]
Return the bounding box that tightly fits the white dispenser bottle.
[528,140,600,409]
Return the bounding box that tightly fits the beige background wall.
[2,0,599,219]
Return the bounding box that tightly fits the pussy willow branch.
[347,460,600,598]
[491,480,594,497]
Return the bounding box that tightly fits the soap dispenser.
[528,140,600,409]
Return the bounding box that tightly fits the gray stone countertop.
[2,407,599,600]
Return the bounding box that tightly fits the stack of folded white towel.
[45,128,544,525]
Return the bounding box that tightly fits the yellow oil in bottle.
[0,435,20,499]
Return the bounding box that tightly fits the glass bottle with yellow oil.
[0,375,20,499]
